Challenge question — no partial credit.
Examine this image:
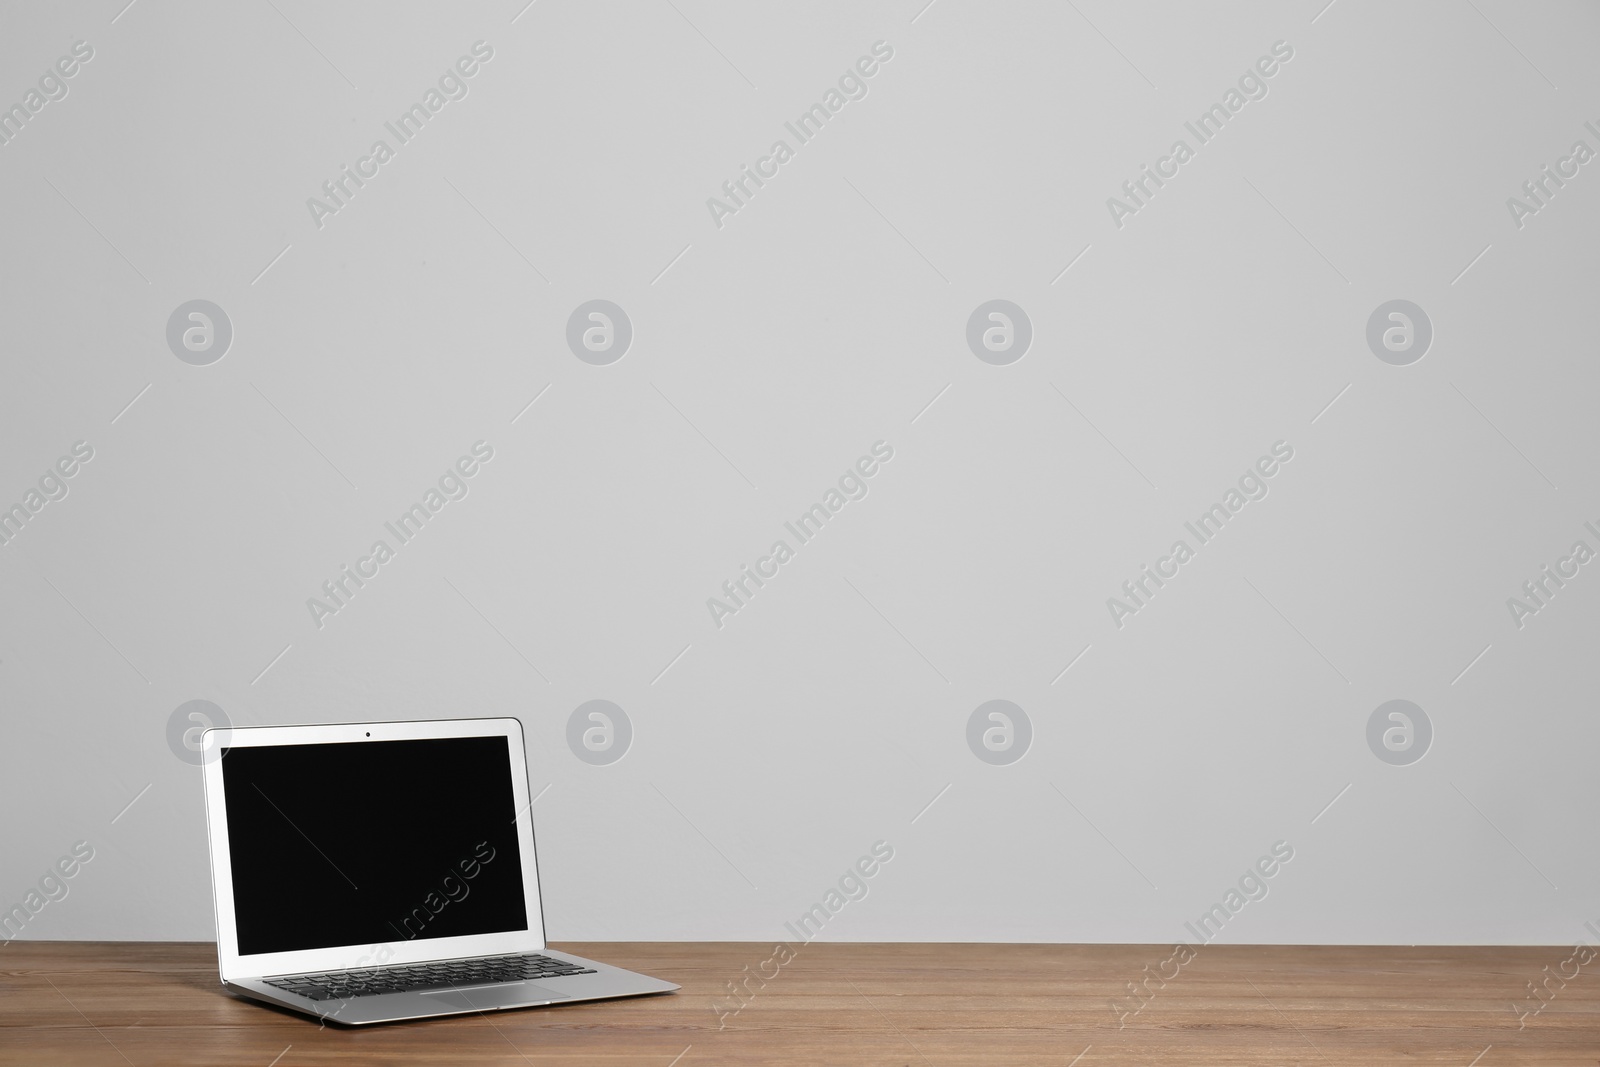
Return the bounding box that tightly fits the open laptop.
[199,716,677,1025]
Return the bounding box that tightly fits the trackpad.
[421,982,569,1010]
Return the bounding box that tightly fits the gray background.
[2,0,1597,946]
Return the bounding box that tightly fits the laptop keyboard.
[265,953,598,1001]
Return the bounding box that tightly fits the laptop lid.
[201,717,546,982]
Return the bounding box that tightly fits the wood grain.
[1,941,1593,1065]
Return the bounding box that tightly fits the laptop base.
[226,950,678,1026]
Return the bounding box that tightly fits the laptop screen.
[219,734,530,957]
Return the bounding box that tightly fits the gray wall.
[2,0,1597,947]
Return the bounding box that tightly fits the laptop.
[199,716,677,1025]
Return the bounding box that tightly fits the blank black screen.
[220,734,529,956]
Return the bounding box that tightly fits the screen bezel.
[201,717,546,981]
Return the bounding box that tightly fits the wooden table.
[2,941,1593,1065]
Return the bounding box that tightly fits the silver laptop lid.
[202,718,546,981]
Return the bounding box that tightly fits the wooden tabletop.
[2,941,1593,1065]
